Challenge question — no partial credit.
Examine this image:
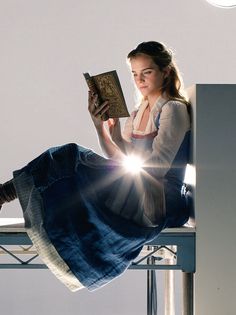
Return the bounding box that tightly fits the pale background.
[0,1,235,314]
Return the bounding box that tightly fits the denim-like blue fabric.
[15,143,166,290]
[13,111,190,290]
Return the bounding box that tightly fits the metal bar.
[164,269,175,315]
[147,269,152,315]
[0,264,48,269]
[134,246,165,265]
[24,254,40,264]
[0,245,27,264]
[0,225,196,315]
[0,245,39,265]
[130,265,181,271]
[0,234,32,246]
[0,250,38,255]
[182,272,194,315]
[147,248,157,315]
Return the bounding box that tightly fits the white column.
[188,84,236,315]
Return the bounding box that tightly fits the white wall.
[0,1,236,314]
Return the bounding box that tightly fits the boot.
[0,180,17,210]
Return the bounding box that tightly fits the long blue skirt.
[13,143,168,291]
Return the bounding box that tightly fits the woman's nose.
[136,73,145,82]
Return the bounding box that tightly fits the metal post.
[147,269,155,315]
[147,247,157,315]
[182,272,194,315]
[164,269,175,315]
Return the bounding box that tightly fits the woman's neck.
[145,93,162,108]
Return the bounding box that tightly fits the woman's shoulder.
[161,99,189,114]
[165,98,188,107]
[159,99,190,129]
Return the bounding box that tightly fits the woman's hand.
[88,91,109,128]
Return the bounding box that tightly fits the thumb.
[108,118,115,128]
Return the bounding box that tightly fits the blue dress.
[12,101,190,292]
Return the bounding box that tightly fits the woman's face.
[130,54,167,100]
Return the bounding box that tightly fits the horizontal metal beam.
[0,228,195,272]
[0,264,48,269]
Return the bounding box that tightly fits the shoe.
[0,183,4,210]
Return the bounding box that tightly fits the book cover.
[83,70,130,121]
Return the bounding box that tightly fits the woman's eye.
[143,71,152,76]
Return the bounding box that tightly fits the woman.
[0,41,190,292]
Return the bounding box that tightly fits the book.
[83,70,130,121]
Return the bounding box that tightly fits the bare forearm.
[107,118,133,154]
[96,125,124,159]
[112,136,133,155]
[88,92,123,159]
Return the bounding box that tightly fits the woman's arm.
[107,118,133,154]
[96,124,124,159]
[145,101,190,177]
[88,91,124,159]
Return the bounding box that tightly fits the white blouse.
[122,96,191,178]
[119,96,191,226]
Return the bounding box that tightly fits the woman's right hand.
[88,91,109,128]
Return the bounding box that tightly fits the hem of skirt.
[13,170,84,292]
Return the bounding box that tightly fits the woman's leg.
[0,179,17,210]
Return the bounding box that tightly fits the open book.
[83,70,130,121]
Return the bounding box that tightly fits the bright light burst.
[122,155,144,174]
[184,164,196,186]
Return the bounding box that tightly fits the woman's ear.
[163,66,171,79]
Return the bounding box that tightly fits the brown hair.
[127,41,189,105]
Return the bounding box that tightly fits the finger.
[88,90,94,101]
[107,119,114,128]
[93,95,99,108]
[88,91,98,101]
[88,91,93,108]
[88,94,99,112]
[99,104,110,116]
[94,105,109,120]
[94,101,109,116]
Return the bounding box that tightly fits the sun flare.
[122,155,144,174]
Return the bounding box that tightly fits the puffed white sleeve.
[147,101,190,178]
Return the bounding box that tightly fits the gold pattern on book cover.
[84,71,129,119]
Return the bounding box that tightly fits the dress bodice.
[131,112,190,190]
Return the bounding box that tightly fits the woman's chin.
[139,90,149,97]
